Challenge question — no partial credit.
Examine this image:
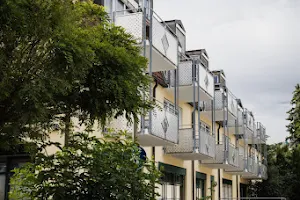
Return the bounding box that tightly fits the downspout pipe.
[217,123,221,200]
[152,79,158,160]
[151,79,158,199]
[192,59,197,200]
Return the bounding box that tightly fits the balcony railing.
[165,124,215,160]
[228,142,239,167]
[225,146,248,174]
[167,60,214,103]
[259,163,268,180]
[228,109,254,139]
[201,89,238,122]
[202,137,240,169]
[243,157,259,178]
[139,101,178,146]
[244,109,255,132]
[113,8,178,72]
[257,122,267,144]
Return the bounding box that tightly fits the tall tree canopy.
[249,84,300,200]
[287,84,300,146]
[0,0,152,149]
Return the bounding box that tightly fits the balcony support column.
[191,59,197,200]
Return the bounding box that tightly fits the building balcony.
[225,147,262,177]
[242,157,260,179]
[166,60,214,103]
[114,9,178,72]
[105,101,178,146]
[201,138,240,170]
[138,101,179,146]
[225,146,247,174]
[165,124,216,160]
[257,122,267,144]
[244,109,257,144]
[259,163,268,180]
[201,88,238,122]
[228,109,253,139]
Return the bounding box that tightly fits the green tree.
[10,131,161,200]
[286,84,300,146]
[249,84,300,199]
[249,144,295,198]
[0,0,152,150]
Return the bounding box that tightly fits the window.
[214,75,219,84]
[196,179,205,199]
[164,99,182,126]
[200,121,211,134]
[0,156,29,200]
[161,172,184,200]
[240,184,248,197]
[0,173,5,200]
[222,180,232,199]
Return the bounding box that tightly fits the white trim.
[202,52,209,61]
[120,0,139,9]
[176,24,186,35]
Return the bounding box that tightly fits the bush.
[10,131,161,200]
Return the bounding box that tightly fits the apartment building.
[103,0,268,199]
[0,0,268,199]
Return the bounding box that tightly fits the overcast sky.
[154,0,300,144]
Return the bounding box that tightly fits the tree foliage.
[250,84,300,199]
[287,84,300,146]
[0,0,152,150]
[10,131,161,200]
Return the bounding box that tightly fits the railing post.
[148,5,153,135]
[197,61,201,153]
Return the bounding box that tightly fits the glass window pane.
[0,164,6,173]
[167,184,173,199]
[0,174,6,200]
[175,185,180,199]
[229,185,232,198]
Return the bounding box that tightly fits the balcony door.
[160,172,184,200]
[196,178,205,199]
[222,179,232,199]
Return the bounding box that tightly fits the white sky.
[154,0,300,144]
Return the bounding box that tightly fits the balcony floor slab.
[137,132,176,147]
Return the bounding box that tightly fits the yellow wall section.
[46,83,255,200]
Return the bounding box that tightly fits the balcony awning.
[196,172,207,180]
[158,162,186,176]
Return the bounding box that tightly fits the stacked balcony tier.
[106,101,178,146]
[165,125,215,160]
[244,110,257,144]
[257,122,267,144]
[139,101,178,146]
[201,89,238,122]
[114,9,178,72]
[259,163,268,180]
[201,139,240,170]
[228,109,254,139]
[167,60,214,103]
[225,146,247,174]
[242,157,260,179]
